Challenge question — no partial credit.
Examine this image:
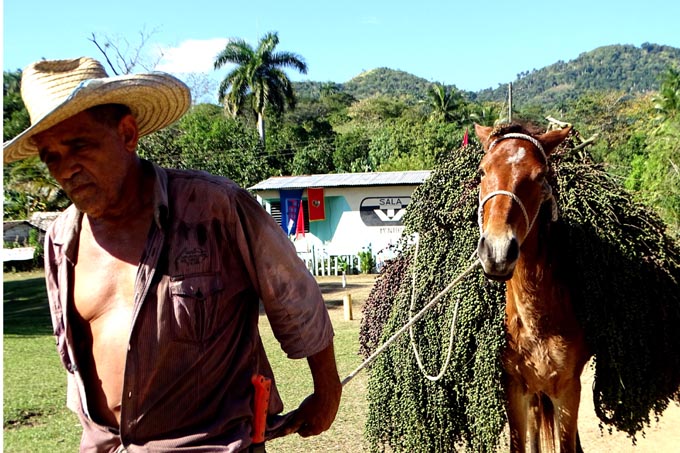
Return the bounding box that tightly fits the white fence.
[297,246,359,277]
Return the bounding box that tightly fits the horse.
[473,123,591,453]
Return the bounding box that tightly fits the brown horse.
[474,123,590,453]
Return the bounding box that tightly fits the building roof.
[249,170,432,191]
[29,211,61,231]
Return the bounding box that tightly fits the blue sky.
[4,0,679,101]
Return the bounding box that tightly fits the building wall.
[255,184,416,260]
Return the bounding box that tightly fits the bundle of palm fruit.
[359,124,680,452]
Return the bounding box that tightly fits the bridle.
[477,133,558,240]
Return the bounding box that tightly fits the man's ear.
[474,123,494,150]
[118,114,139,152]
[537,126,571,156]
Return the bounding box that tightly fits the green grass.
[3,270,369,452]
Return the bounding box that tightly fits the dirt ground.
[578,363,680,452]
[318,274,680,452]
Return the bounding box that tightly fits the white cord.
[408,234,461,381]
[341,242,481,386]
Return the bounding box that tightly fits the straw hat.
[3,57,192,163]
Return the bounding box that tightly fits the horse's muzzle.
[477,233,519,281]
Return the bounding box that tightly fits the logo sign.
[360,197,411,226]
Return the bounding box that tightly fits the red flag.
[295,201,305,238]
[462,128,469,147]
[307,187,325,221]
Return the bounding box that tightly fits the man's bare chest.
[73,224,145,322]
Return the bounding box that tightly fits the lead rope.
[341,247,481,386]
[408,234,472,381]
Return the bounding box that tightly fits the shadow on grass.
[3,276,52,336]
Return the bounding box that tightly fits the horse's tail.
[539,393,556,453]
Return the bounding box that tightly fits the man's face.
[33,110,137,219]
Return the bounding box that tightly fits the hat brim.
[3,72,191,164]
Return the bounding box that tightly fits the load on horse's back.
[475,123,590,453]
[361,118,680,453]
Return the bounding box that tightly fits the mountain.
[294,68,440,102]
[342,68,438,101]
[472,43,680,107]
[294,44,680,108]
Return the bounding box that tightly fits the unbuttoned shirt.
[43,161,334,452]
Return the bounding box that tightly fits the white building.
[249,170,430,275]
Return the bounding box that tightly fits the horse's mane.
[489,122,544,139]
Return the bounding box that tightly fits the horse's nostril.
[477,236,488,258]
[507,238,519,262]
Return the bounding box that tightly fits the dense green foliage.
[359,128,680,451]
[3,70,30,141]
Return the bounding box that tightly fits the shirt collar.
[52,159,170,262]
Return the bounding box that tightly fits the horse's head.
[473,123,571,281]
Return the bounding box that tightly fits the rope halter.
[477,133,558,240]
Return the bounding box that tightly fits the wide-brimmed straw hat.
[3,57,192,163]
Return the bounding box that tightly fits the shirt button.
[128,391,132,399]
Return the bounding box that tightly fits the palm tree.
[214,32,308,146]
[468,102,503,126]
[426,83,463,123]
[653,66,680,122]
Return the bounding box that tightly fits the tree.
[176,104,267,187]
[3,69,70,219]
[3,158,70,219]
[653,66,680,122]
[88,27,163,75]
[426,83,464,123]
[214,32,307,146]
[3,69,29,141]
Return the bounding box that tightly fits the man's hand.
[281,343,342,437]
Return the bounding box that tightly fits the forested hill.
[473,43,680,107]
[294,67,437,101]
[294,43,680,107]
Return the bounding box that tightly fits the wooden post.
[508,82,513,123]
[343,293,353,321]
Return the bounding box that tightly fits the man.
[4,57,342,452]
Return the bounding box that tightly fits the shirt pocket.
[169,274,225,343]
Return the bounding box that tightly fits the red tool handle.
[251,374,271,444]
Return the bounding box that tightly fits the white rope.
[487,133,547,162]
[408,234,462,381]
[478,190,531,234]
[341,255,481,386]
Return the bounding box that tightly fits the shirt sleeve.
[229,188,334,359]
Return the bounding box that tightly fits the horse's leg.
[554,379,582,453]
[576,430,584,453]
[506,379,529,453]
[527,394,541,453]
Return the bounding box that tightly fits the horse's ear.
[538,126,572,155]
[474,123,494,150]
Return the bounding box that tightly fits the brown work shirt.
[44,160,334,452]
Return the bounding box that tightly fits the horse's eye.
[478,168,486,179]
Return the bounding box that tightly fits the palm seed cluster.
[359,128,680,452]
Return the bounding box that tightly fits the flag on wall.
[279,189,303,235]
[307,187,326,221]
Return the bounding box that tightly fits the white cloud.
[155,38,230,74]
